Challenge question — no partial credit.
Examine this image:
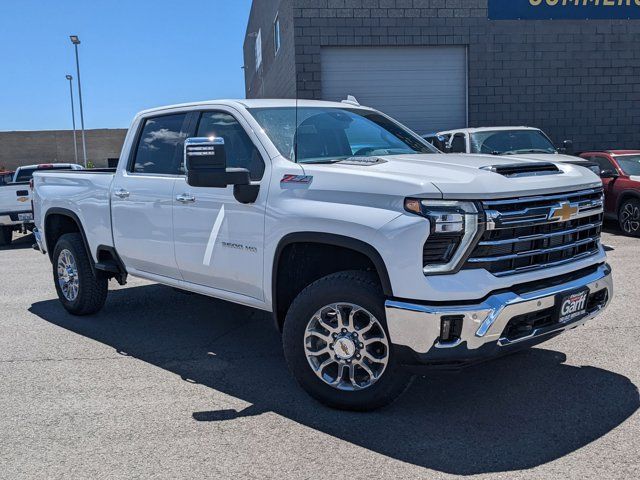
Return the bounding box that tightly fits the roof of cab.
[136,99,374,117]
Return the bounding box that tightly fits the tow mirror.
[559,140,574,155]
[184,137,259,203]
[600,169,619,179]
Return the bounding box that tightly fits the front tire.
[618,198,640,237]
[282,271,413,411]
[53,233,108,315]
[0,226,13,246]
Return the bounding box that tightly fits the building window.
[274,15,281,55]
[255,28,262,72]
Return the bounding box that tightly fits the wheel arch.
[44,208,94,266]
[271,232,393,332]
[616,190,640,213]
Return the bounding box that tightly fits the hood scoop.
[481,162,560,178]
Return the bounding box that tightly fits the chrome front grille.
[464,188,604,277]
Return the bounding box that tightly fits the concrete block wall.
[0,129,127,170]
[244,0,297,99]
[245,0,640,152]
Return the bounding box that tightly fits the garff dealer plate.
[558,288,589,324]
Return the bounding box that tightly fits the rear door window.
[131,114,189,174]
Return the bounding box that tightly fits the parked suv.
[32,99,612,410]
[580,150,640,236]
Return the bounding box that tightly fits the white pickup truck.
[432,126,601,175]
[0,163,82,245]
[32,99,612,410]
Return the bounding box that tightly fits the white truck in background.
[32,99,612,410]
[431,126,602,175]
[0,163,82,245]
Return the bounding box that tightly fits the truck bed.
[33,170,117,258]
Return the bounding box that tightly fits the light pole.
[70,35,87,167]
[65,75,79,165]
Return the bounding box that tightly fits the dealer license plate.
[558,288,589,324]
[18,213,33,221]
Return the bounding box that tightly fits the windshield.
[248,107,437,163]
[616,155,640,176]
[470,130,556,155]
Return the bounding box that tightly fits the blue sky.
[0,0,253,131]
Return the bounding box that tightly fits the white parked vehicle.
[433,126,601,175]
[0,163,82,245]
[32,100,612,410]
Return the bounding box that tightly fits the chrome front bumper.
[385,264,612,364]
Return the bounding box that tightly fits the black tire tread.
[282,270,413,411]
[53,233,108,315]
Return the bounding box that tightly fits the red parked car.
[580,150,640,236]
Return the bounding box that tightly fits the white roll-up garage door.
[321,46,467,135]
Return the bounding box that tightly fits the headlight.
[405,199,480,274]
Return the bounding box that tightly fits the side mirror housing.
[559,140,574,155]
[600,169,619,179]
[184,137,260,203]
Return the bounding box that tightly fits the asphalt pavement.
[0,225,638,479]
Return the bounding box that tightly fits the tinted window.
[591,155,616,173]
[14,165,78,182]
[196,111,265,180]
[132,114,188,174]
[450,134,466,153]
[616,155,640,176]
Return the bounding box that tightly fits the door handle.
[113,188,130,199]
[176,193,196,203]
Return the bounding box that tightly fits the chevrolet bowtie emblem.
[549,202,579,222]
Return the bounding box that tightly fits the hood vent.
[482,162,560,178]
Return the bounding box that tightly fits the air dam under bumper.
[385,263,612,369]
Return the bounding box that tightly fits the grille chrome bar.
[485,198,603,229]
[481,187,603,206]
[468,237,598,263]
[478,221,603,246]
[489,250,601,277]
[463,187,604,276]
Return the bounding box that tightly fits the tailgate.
[0,183,32,218]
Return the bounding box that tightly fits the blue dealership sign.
[489,0,640,20]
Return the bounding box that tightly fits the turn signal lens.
[404,198,422,215]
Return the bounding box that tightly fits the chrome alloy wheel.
[57,249,79,301]
[621,202,640,234]
[304,303,390,391]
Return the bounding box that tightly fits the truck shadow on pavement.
[29,284,639,476]
[0,232,34,251]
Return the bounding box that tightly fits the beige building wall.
[0,129,127,170]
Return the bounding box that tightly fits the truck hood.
[301,153,602,200]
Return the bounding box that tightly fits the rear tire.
[282,270,413,411]
[618,198,640,237]
[0,226,13,246]
[53,233,108,315]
